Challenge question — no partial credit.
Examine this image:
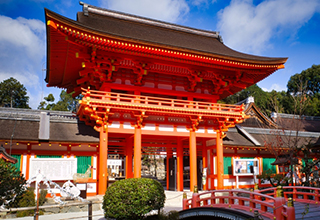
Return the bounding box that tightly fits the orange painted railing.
[82,88,244,116]
[183,187,295,220]
[257,186,320,204]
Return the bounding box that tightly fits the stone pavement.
[5,190,191,220]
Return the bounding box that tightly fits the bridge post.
[316,188,320,203]
[274,186,286,220]
[228,191,234,205]
[250,189,256,209]
[182,192,188,210]
[191,185,199,208]
[292,187,297,200]
[254,183,260,201]
[286,198,295,220]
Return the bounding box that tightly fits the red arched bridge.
[181,186,320,220]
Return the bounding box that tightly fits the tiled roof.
[72,3,287,63]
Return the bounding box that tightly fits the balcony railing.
[81,89,244,115]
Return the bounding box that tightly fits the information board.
[29,158,77,180]
[233,158,259,176]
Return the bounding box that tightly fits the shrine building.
[45,3,287,195]
[1,3,291,196]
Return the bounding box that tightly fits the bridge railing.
[183,187,295,220]
[257,186,320,204]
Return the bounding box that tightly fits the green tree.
[267,90,294,115]
[262,76,314,185]
[0,77,30,108]
[287,64,320,116]
[287,64,320,96]
[38,94,55,110]
[306,94,320,116]
[38,91,81,112]
[220,84,270,114]
[53,90,78,111]
[0,159,26,207]
[297,144,320,187]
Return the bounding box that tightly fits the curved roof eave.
[45,8,287,65]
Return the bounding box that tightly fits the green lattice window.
[11,155,21,171]
[77,156,92,176]
[224,157,232,174]
[263,158,277,173]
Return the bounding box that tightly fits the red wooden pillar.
[177,138,184,191]
[216,131,224,190]
[125,137,133,179]
[134,127,142,178]
[208,148,214,190]
[98,125,108,195]
[26,144,32,180]
[202,140,208,191]
[166,148,173,190]
[189,130,197,192]
[133,91,142,178]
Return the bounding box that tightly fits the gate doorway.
[168,157,176,190]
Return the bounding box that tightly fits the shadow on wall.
[76,119,99,138]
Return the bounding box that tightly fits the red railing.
[183,188,295,220]
[257,186,320,204]
[82,88,244,116]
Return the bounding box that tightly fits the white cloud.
[190,0,217,6]
[0,15,46,108]
[217,0,320,54]
[261,83,286,92]
[99,0,190,23]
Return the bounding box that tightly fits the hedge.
[103,178,165,220]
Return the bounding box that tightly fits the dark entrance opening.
[183,156,203,190]
[168,157,176,190]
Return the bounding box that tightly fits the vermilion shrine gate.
[45,3,287,195]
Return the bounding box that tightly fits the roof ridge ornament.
[80,1,88,16]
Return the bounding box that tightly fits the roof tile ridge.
[241,101,277,128]
[80,2,221,40]
[240,126,320,137]
[276,112,320,121]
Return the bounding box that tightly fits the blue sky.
[1,0,320,109]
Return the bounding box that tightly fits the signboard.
[233,158,259,176]
[107,159,122,166]
[29,158,77,180]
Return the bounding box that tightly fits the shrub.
[257,169,289,187]
[16,188,36,217]
[0,159,26,207]
[16,188,47,217]
[38,189,48,206]
[103,178,166,220]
